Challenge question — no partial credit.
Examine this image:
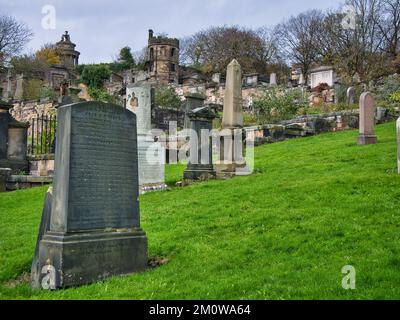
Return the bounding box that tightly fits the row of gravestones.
[29,60,386,290]
[30,59,246,290]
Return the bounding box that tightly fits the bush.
[87,87,118,104]
[252,87,303,124]
[155,86,182,109]
[81,64,111,89]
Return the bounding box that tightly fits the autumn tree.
[36,43,60,65]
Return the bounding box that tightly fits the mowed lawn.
[1,122,400,300]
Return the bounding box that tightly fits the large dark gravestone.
[31,101,148,289]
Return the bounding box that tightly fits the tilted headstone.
[357,92,377,145]
[347,87,355,105]
[126,85,166,192]
[31,101,148,289]
[217,59,247,177]
[184,107,216,181]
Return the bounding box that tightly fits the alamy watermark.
[41,5,57,30]
[341,5,357,30]
[341,265,356,290]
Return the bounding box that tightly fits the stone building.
[146,29,179,84]
[55,31,80,68]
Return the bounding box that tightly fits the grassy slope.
[0,122,400,300]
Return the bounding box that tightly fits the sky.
[1,0,344,64]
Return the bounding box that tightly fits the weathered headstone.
[217,60,247,177]
[357,92,377,145]
[347,87,355,105]
[270,73,277,86]
[14,74,24,100]
[398,117,400,174]
[31,101,148,289]
[126,85,166,192]
[184,93,206,129]
[184,107,216,181]
[31,187,52,287]
[0,168,11,192]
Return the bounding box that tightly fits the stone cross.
[357,92,377,145]
[31,101,148,289]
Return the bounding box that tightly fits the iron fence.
[28,114,57,156]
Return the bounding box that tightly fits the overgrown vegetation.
[154,86,182,109]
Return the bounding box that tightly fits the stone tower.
[147,29,179,84]
[55,31,80,68]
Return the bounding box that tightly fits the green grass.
[1,122,400,300]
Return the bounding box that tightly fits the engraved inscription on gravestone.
[31,102,148,289]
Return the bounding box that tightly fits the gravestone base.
[184,164,216,181]
[140,183,168,194]
[216,162,249,179]
[33,229,148,289]
[357,134,377,145]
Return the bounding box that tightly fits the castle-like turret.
[146,29,179,84]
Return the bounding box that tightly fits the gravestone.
[347,87,355,105]
[31,187,52,288]
[357,92,377,145]
[396,118,400,175]
[184,107,216,181]
[126,85,166,192]
[31,101,148,289]
[217,60,247,177]
[0,100,29,173]
[270,73,277,86]
[184,93,206,130]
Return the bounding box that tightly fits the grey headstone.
[32,101,148,289]
[184,107,216,181]
[31,187,52,288]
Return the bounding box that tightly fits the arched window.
[150,48,154,60]
[171,48,175,57]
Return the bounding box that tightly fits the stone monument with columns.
[126,84,166,192]
[357,92,377,145]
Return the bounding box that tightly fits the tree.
[180,25,278,75]
[36,43,60,65]
[275,10,325,83]
[155,86,182,109]
[0,15,33,65]
[110,46,136,72]
[81,64,111,89]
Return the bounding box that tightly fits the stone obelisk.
[217,59,247,178]
[126,84,166,192]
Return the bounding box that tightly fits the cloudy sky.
[1,0,344,64]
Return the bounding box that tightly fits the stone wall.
[10,101,57,124]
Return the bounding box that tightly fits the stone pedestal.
[184,107,216,181]
[357,92,377,145]
[31,102,148,289]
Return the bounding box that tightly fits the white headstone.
[126,85,166,191]
[270,73,277,86]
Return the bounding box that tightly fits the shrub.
[81,64,111,89]
[252,87,303,124]
[155,86,182,109]
[87,87,118,104]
